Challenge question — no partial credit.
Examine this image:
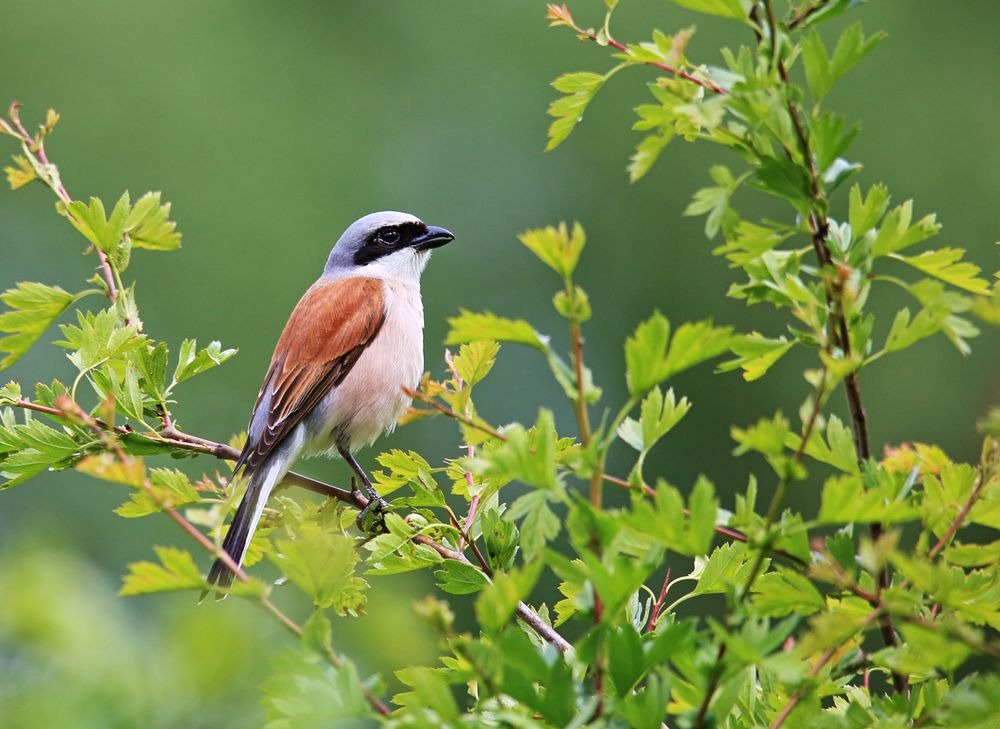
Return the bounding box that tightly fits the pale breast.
[311,278,424,454]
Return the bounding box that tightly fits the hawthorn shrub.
[3,2,1000,727]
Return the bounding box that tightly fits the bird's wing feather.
[234,276,386,473]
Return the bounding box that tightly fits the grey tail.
[201,465,271,600]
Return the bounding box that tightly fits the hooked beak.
[412,225,455,251]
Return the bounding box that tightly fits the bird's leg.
[338,445,389,532]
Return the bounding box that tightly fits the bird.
[205,211,454,591]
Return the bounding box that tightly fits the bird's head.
[324,211,454,282]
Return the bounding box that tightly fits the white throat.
[355,248,430,283]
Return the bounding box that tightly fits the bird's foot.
[355,495,389,534]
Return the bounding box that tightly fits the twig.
[548,6,726,95]
[928,468,989,559]
[771,610,882,728]
[6,102,118,303]
[646,567,671,634]
[785,0,832,30]
[403,386,506,441]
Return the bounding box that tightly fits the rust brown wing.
[233,276,386,474]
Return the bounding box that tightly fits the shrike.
[206,211,454,590]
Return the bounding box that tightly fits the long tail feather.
[202,456,286,599]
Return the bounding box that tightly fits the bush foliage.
[3,1,1000,727]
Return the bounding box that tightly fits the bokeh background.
[2,2,999,726]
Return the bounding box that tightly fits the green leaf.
[751,155,812,210]
[732,413,789,458]
[394,666,460,722]
[871,199,941,257]
[57,308,146,375]
[547,70,616,151]
[172,339,238,384]
[270,525,367,614]
[618,386,691,453]
[712,221,791,267]
[881,306,942,355]
[263,650,373,727]
[752,567,826,617]
[802,24,886,102]
[434,560,489,595]
[5,154,37,189]
[476,409,560,491]
[475,561,542,634]
[124,192,181,251]
[61,194,132,270]
[625,312,733,396]
[507,490,561,561]
[628,131,674,183]
[0,282,80,370]
[692,542,757,595]
[626,478,718,556]
[518,221,586,280]
[450,340,499,386]
[848,182,890,241]
[669,0,750,21]
[114,467,200,518]
[719,334,795,381]
[894,248,991,295]
[363,512,443,575]
[608,626,645,697]
[819,473,920,524]
[119,545,207,595]
[446,310,548,351]
[0,411,84,489]
[788,414,859,474]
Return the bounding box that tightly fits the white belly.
[306,278,424,455]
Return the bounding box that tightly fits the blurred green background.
[2,1,998,726]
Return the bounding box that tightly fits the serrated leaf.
[546,70,616,151]
[57,308,146,374]
[669,0,749,20]
[475,561,543,634]
[263,649,373,727]
[271,524,367,614]
[434,560,490,595]
[802,23,885,102]
[450,340,499,387]
[894,248,990,295]
[61,194,132,270]
[617,386,691,453]
[692,542,757,594]
[124,192,181,251]
[719,334,794,381]
[752,567,826,617]
[518,221,586,279]
[0,281,79,369]
[172,339,238,384]
[849,182,890,241]
[120,545,207,595]
[5,154,36,189]
[628,131,673,182]
[446,310,548,351]
[871,200,940,257]
[625,312,733,396]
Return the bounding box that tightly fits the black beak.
[412,225,455,251]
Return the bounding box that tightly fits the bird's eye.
[378,228,400,245]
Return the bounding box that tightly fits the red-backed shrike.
[207,211,454,590]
